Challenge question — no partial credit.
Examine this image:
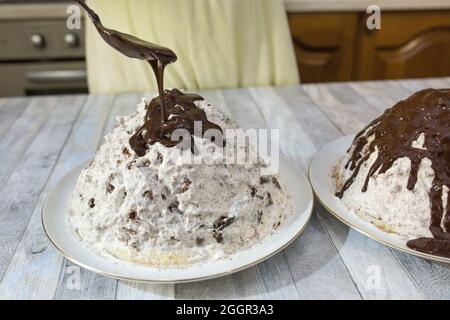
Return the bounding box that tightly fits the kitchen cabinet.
[288,13,358,83]
[289,10,450,83]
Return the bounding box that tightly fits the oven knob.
[65,33,79,48]
[31,34,45,48]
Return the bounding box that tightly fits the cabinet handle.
[26,70,87,83]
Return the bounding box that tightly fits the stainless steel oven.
[0,1,87,97]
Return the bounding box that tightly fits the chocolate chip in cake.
[196,237,205,246]
[249,185,257,198]
[177,178,192,194]
[143,190,154,200]
[122,147,131,157]
[272,177,282,190]
[257,210,263,224]
[156,152,163,164]
[266,192,273,207]
[212,216,235,243]
[87,160,94,168]
[121,227,137,235]
[142,159,151,167]
[131,242,141,251]
[260,177,270,184]
[106,183,115,193]
[128,210,138,221]
[127,161,134,170]
[212,230,223,243]
[168,201,181,214]
[161,194,167,201]
[213,216,235,230]
[88,198,95,208]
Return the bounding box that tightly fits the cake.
[67,91,294,265]
[69,1,294,266]
[333,88,450,258]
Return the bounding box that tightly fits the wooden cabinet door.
[288,13,358,83]
[354,11,450,80]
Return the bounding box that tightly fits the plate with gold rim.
[309,135,450,264]
[42,157,314,283]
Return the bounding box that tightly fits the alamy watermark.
[66,4,82,30]
[366,5,381,30]
[168,124,280,175]
[366,265,382,290]
[66,265,81,290]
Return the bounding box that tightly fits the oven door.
[0,61,87,96]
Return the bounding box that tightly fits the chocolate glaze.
[76,0,223,155]
[336,88,450,258]
[129,88,223,156]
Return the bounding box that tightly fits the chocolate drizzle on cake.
[76,0,223,156]
[336,89,450,258]
[129,89,223,156]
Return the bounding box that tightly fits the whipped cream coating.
[333,129,444,240]
[67,96,294,266]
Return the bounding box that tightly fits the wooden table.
[0,78,449,300]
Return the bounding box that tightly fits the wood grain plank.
[0,95,114,300]
[248,86,364,299]
[0,97,30,140]
[301,83,380,135]
[54,259,117,300]
[52,95,132,300]
[399,77,450,92]
[221,88,303,299]
[213,89,359,298]
[100,93,144,141]
[348,80,412,113]
[175,277,239,300]
[0,95,82,287]
[116,282,175,300]
[392,251,450,300]
[274,85,342,147]
[0,96,59,189]
[298,83,425,299]
[1,79,446,300]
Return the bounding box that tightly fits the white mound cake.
[67,96,294,266]
[333,88,450,248]
[333,132,434,239]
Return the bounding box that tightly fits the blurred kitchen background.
[1,0,450,97]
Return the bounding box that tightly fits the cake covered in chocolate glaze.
[68,1,295,266]
[334,88,450,258]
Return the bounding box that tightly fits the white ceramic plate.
[309,135,450,264]
[42,157,313,283]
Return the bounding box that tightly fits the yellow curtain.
[85,0,300,94]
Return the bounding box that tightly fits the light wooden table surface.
[0,78,449,300]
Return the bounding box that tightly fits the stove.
[0,1,87,97]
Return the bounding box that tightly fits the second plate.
[309,135,450,264]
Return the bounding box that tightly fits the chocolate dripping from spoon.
[76,0,224,156]
[75,0,176,122]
